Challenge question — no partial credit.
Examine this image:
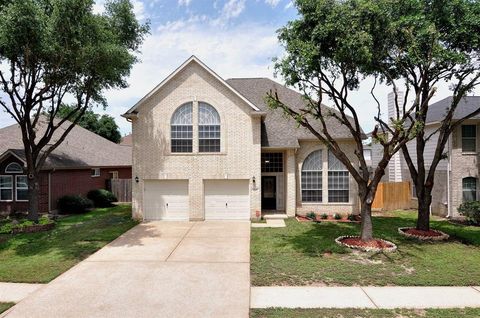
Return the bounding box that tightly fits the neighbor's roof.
[0,118,131,170]
[120,134,133,146]
[426,96,480,123]
[226,78,358,148]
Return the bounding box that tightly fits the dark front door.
[262,176,276,210]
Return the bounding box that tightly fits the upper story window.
[171,103,193,153]
[463,177,477,202]
[328,150,349,203]
[462,125,477,152]
[5,162,23,173]
[301,150,322,202]
[198,102,220,152]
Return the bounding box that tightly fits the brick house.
[0,120,132,215]
[123,56,359,221]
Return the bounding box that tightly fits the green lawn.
[250,308,480,318]
[251,210,480,286]
[0,204,137,283]
[0,303,14,314]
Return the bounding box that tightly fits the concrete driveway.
[2,221,250,318]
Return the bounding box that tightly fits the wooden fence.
[107,179,132,203]
[372,181,411,211]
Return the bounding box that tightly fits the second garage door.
[204,179,250,220]
[144,180,189,220]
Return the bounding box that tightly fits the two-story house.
[123,56,359,221]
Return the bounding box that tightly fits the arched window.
[328,151,349,202]
[198,102,220,152]
[5,162,23,173]
[301,150,322,202]
[463,177,477,202]
[171,103,193,153]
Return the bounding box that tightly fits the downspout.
[446,135,452,218]
[48,171,52,212]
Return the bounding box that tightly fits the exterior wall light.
[135,176,139,183]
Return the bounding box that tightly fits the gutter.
[446,134,452,218]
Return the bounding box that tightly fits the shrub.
[306,212,317,220]
[333,213,342,220]
[57,195,93,214]
[87,189,117,208]
[458,201,480,225]
[347,213,356,221]
[320,213,328,219]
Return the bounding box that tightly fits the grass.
[0,303,14,314]
[0,204,137,283]
[250,308,480,318]
[251,210,480,286]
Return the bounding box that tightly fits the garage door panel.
[144,180,189,220]
[204,180,250,220]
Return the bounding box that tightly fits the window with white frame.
[301,150,322,202]
[0,175,13,201]
[16,175,28,201]
[171,103,193,153]
[328,151,349,202]
[462,125,477,152]
[198,102,220,152]
[5,162,22,173]
[91,168,100,177]
[463,177,477,202]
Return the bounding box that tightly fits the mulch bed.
[398,227,449,241]
[11,223,55,234]
[296,215,361,223]
[335,235,397,252]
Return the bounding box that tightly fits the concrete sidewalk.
[251,286,480,309]
[0,283,43,303]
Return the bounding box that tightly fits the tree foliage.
[0,0,149,220]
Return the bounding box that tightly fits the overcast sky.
[0,0,477,135]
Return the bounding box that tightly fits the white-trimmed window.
[328,151,349,203]
[5,162,22,173]
[462,125,477,152]
[91,168,100,177]
[301,150,322,202]
[15,175,28,201]
[463,177,477,202]
[198,102,220,152]
[171,103,193,153]
[0,175,13,201]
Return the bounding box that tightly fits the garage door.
[204,180,250,220]
[144,180,189,220]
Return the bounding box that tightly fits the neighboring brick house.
[374,94,480,217]
[123,56,360,221]
[0,120,132,215]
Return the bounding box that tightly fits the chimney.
[387,89,404,182]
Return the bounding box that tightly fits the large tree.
[268,0,419,241]
[390,0,480,231]
[0,0,148,221]
[57,104,122,143]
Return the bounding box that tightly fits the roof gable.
[123,56,260,117]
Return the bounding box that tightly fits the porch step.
[252,219,286,228]
[263,214,288,220]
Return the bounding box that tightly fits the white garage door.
[204,180,250,220]
[144,180,189,220]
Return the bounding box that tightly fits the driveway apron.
[2,221,250,318]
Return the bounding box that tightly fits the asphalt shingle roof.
[0,117,131,170]
[226,78,356,148]
[426,96,480,123]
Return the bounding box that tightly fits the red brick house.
[0,121,132,215]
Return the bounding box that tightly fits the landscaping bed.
[0,204,137,283]
[398,227,449,241]
[296,213,360,223]
[335,235,397,252]
[0,217,55,234]
[251,210,480,286]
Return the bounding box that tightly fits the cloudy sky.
[0,0,475,135]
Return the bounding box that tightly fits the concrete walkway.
[251,286,480,309]
[2,221,251,318]
[0,283,43,303]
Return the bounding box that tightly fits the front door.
[262,176,276,210]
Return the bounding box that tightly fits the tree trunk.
[27,173,40,223]
[416,189,432,231]
[359,199,373,241]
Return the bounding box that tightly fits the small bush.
[57,195,93,214]
[0,217,54,234]
[458,201,480,225]
[306,212,317,220]
[347,213,356,221]
[87,189,117,208]
[320,213,328,219]
[333,213,342,220]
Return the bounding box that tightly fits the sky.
[0,0,477,135]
